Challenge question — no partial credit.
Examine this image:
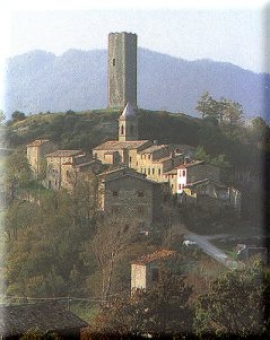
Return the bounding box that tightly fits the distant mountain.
[4,48,270,120]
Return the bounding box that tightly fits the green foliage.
[194,265,268,337]
[20,329,60,339]
[196,91,221,121]
[11,110,26,123]
[91,263,193,335]
[196,91,243,125]
[5,190,94,298]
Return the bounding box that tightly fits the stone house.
[183,179,242,213]
[137,144,183,184]
[26,139,56,178]
[236,244,268,264]
[0,302,88,339]
[93,103,195,197]
[176,160,220,194]
[131,249,175,294]
[97,166,163,230]
[93,103,152,167]
[44,149,99,191]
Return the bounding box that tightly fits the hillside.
[5,48,270,120]
[6,108,266,177]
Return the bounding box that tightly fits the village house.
[93,102,195,198]
[93,102,153,167]
[183,178,242,213]
[0,302,88,340]
[97,166,163,230]
[26,139,56,178]
[131,249,176,294]
[44,149,100,191]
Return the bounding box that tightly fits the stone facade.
[108,32,137,108]
[45,150,88,191]
[131,249,175,294]
[97,167,162,229]
[176,161,220,194]
[26,140,56,178]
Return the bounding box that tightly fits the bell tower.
[118,102,138,141]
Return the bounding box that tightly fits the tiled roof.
[46,150,84,157]
[139,144,170,154]
[177,160,204,169]
[0,302,88,337]
[132,249,175,264]
[27,139,50,147]
[93,140,151,150]
[185,178,226,189]
[104,172,157,185]
[119,102,137,119]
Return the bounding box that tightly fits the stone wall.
[108,32,137,108]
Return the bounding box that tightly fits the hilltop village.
[26,102,241,231]
[3,32,270,338]
[26,32,241,233]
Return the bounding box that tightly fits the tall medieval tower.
[108,32,137,108]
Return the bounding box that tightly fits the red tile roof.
[93,140,151,150]
[132,249,175,264]
[27,139,50,147]
[177,160,204,169]
[46,150,84,157]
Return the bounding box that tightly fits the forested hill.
[5,48,270,120]
[6,108,269,174]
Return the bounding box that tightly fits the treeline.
[5,96,270,173]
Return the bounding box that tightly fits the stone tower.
[118,102,138,141]
[108,32,137,108]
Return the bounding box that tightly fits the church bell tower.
[118,102,138,141]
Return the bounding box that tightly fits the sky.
[0,0,269,111]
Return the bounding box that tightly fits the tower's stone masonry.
[108,32,137,108]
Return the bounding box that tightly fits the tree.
[194,265,266,337]
[196,91,220,121]
[0,110,5,124]
[196,92,243,125]
[89,217,139,305]
[194,145,210,163]
[219,97,243,125]
[11,110,26,122]
[89,260,194,337]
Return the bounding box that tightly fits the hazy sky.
[0,0,269,111]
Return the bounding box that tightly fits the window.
[138,206,145,214]
[148,168,150,175]
[148,155,151,160]
[112,191,118,197]
[183,170,186,176]
[152,268,159,282]
[121,125,124,135]
[152,168,155,175]
[112,58,115,66]
[138,191,144,197]
[158,169,161,176]
[129,156,132,164]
